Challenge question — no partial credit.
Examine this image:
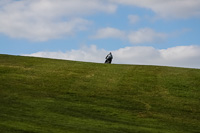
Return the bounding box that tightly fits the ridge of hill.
[0,54,199,133]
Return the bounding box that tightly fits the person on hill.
[105,52,113,64]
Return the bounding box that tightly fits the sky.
[1,0,200,68]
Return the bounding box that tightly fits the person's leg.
[109,59,112,64]
[108,59,111,63]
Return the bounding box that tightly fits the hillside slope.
[0,54,200,133]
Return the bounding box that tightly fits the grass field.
[0,54,200,133]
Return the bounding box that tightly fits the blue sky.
[1,0,200,68]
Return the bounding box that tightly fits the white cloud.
[92,27,167,44]
[23,45,200,69]
[110,0,200,19]
[128,28,167,44]
[113,46,160,64]
[0,0,117,41]
[1,0,198,41]
[113,45,200,68]
[160,45,200,66]
[0,17,91,41]
[23,45,108,63]
[91,27,125,39]
[128,15,140,24]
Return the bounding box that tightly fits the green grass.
[0,54,199,133]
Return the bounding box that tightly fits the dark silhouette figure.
[105,52,113,64]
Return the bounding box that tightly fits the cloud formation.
[128,15,140,24]
[110,0,200,19]
[0,0,116,41]
[128,28,167,44]
[113,45,200,68]
[93,27,167,44]
[23,45,107,63]
[23,45,200,69]
[91,27,125,39]
[0,0,199,41]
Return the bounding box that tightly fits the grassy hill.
[0,54,199,133]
